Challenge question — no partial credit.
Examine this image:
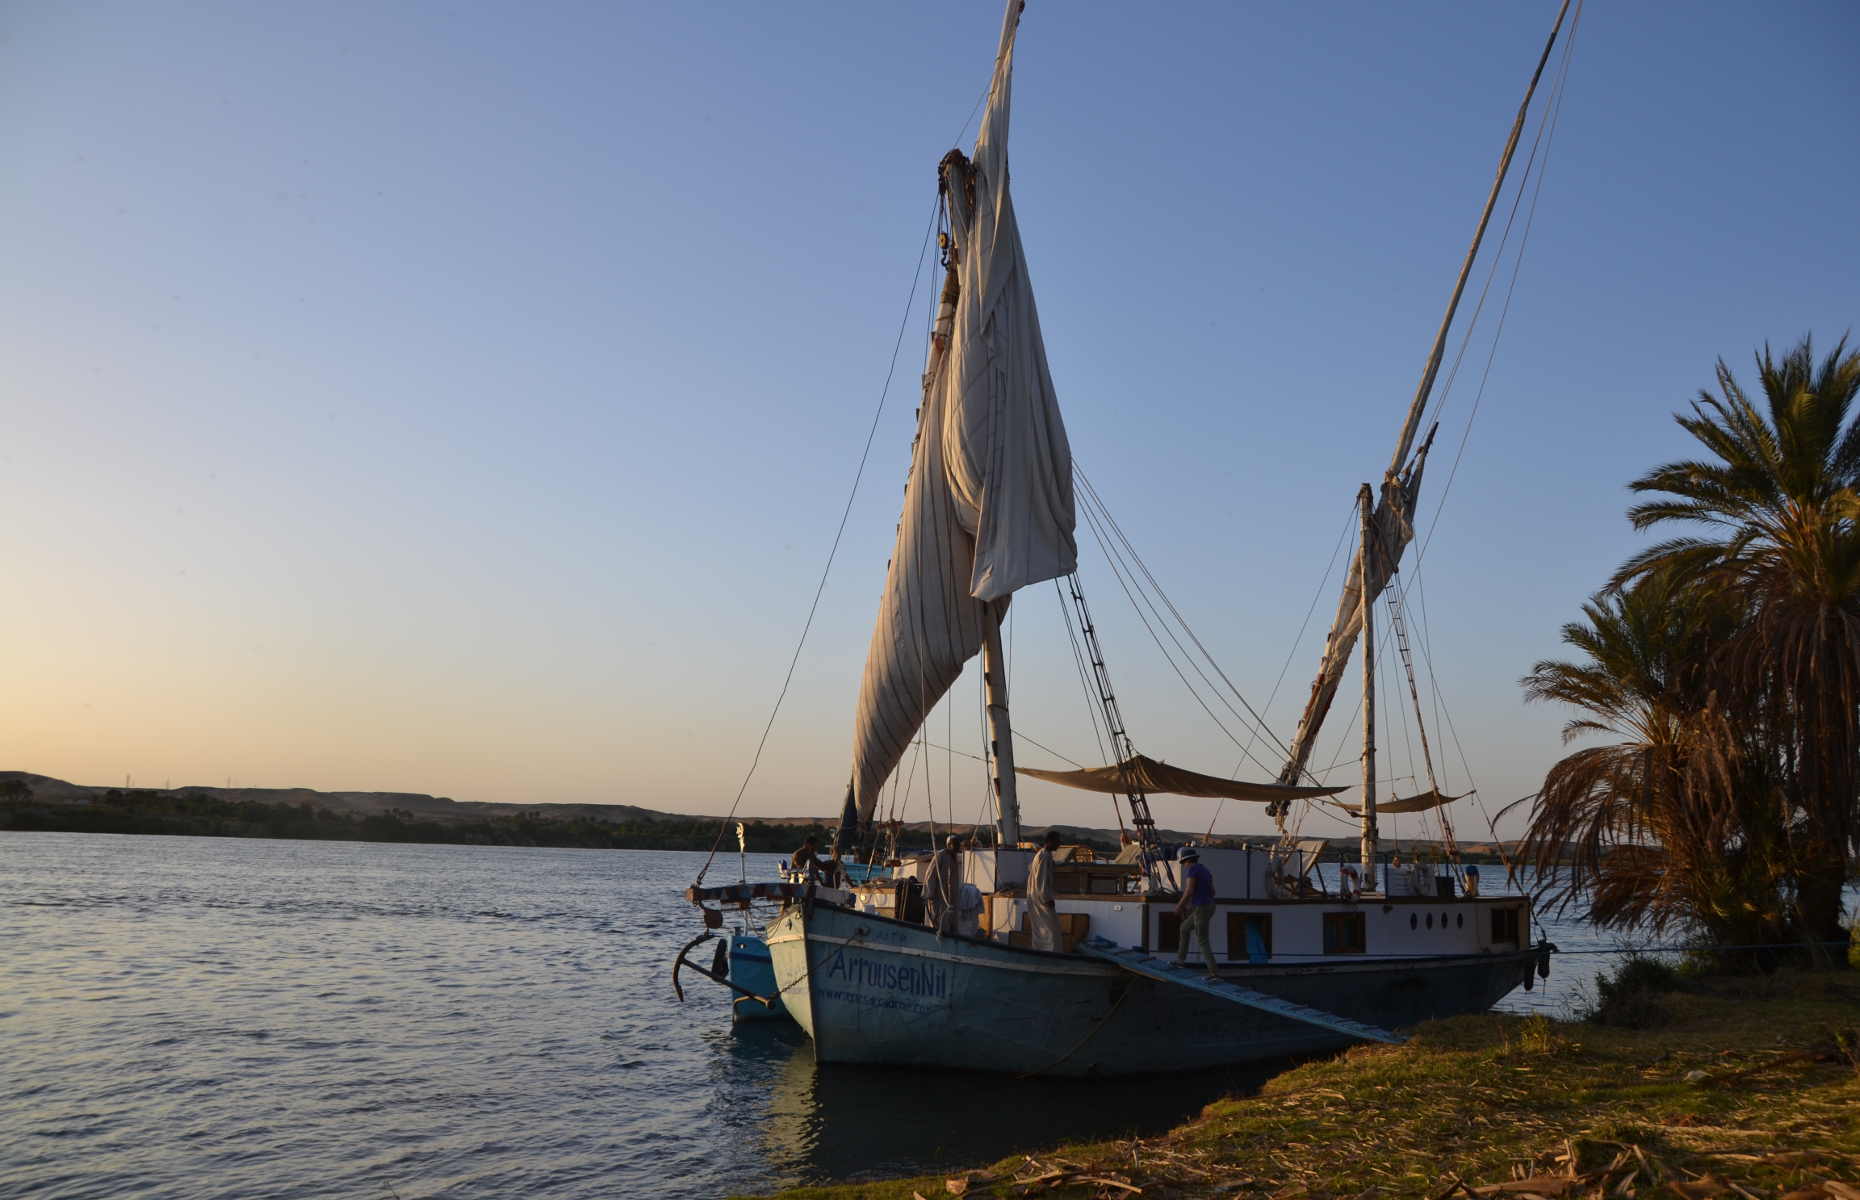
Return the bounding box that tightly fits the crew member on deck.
[1113,831,1143,864]
[1174,847,1218,976]
[1028,829,1063,952]
[789,835,823,884]
[924,835,962,936]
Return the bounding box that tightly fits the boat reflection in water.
[740,1020,1292,1187]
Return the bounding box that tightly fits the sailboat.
[688,0,1565,1076]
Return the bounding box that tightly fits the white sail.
[847,0,1076,825]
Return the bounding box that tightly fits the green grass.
[743,969,1860,1199]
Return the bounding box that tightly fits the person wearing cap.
[924,834,963,936]
[1174,847,1218,975]
[1027,829,1063,952]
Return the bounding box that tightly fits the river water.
[0,833,1651,1199]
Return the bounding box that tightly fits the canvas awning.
[1017,754,1346,803]
[1329,788,1462,816]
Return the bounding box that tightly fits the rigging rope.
[1411,4,1582,578]
[691,193,940,887]
[1209,496,1362,840]
[915,731,1085,771]
[1281,0,1585,863]
[1077,471,1307,776]
[694,64,1030,886]
[1063,570,1159,859]
[1381,595,1423,801]
[1385,2,1583,878]
[1076,492,1276,777]
[975,662,993,837]
[1053,579,1118,791]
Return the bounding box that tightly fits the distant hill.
[0,771,1518,861]
[0,771,684,826]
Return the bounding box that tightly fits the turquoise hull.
[719,863,889,1023]
[766,902,1535,1077]
[727,932,789,1022]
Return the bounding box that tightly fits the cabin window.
[1157,910,1182,953]
[1323,912,1366,955]
[1425,913,1434,930]
[1456,913,1464,929]
[1409,913,1418,930]
[1227,912,1272,962]
[1491,906,1522,944]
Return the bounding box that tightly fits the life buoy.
[1340,865,1360,899]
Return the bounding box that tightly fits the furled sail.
[1330,788,1462,816]
[845,0,1076,832]
[1273,433,1434,801]
[1018,755,1344,803]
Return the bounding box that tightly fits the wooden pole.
[1386,0,1574,479]
[1357,484,1379,878]
[1278,0,1574,800]
[981,598,1022,846]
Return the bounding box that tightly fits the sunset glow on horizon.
[6,0,1856,840]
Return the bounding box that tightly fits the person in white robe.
[1027,830,1063,952]
[924,835,963,936]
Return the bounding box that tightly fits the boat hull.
[727,931,789,1022]
[766,902,1535,1077]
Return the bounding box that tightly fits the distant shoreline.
[0,787,842,853]
[0,795,1510,864]
[0,771,1514,862]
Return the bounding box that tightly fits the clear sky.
[5,1,1855,842]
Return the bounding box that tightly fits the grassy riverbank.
[754,969,1860,1199]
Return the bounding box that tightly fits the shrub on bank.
[1583,955,1682,1029]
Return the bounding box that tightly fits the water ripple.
[0,831,1681,1200]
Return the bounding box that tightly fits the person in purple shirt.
[1174,847,1218,976]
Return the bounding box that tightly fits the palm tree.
[1512,577,1787,946]
[1614,335,1860,959]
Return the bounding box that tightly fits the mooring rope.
[1546,941,1851,957]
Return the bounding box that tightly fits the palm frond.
[1528,340,1860,948]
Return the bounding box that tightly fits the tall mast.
[1387,0,1573,478]
[838,0,1075,855]
[1357,485,1378,875]
[980,598,1021,845]
[1275,0,1573,798]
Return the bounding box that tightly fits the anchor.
[670,928,778,1009]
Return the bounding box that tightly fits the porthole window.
[1425,913,1433,929]
[1409,914,1418,930]
[1457,913,1464,929]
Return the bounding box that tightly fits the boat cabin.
[853,845,1527,965]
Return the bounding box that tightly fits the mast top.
[1387,0,1573,480]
